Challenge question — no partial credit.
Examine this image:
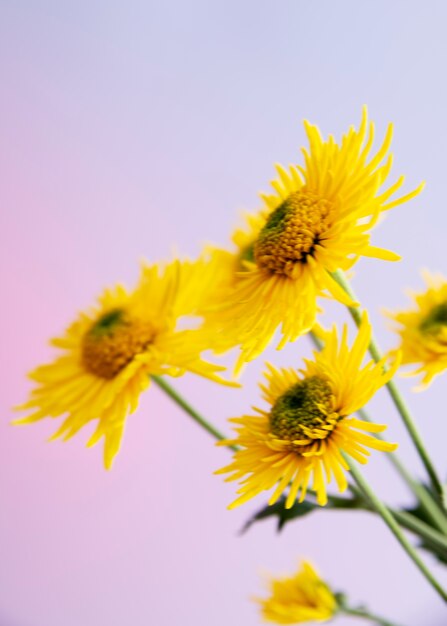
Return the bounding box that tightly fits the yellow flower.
[15,260,231,468]
[216,314,398,508]
[389,271,447,388]
[222,107,423,368]
[256,561,337,624]
[195,212,268,354]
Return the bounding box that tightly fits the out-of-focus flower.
[389,271,447,388]
[256,561,337,624]
[218,107,423,369]
[216,314,398,508]
[193,212,268,355]
[15,261,232,468]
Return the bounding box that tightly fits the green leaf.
[241,497,318,534]
[404,482,443,525]
[241,493,365,534]
[418,539,447,566]
[404,482,447,563]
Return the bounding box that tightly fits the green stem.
[151,375,238,452]
[345,455,447,603]
[357,409,447,535]
[309,331,447,534]
[308,329,324,351]
[315,484,445,547]
[331,269,445,506]
[342,606,403,626]
[357,408,412,485]
[347,482,447,560]
[392,510,447,554]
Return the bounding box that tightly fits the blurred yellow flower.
[216,315,398,508]
[220,107,423,369]
[256,561,337,624]
[15,260,231,468]
[195,212,268,354]
[389,271,447,388]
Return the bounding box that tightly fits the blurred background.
[1,1,447,624]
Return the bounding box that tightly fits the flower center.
[420,302,447,335]
[269,376,337,444]
[254,191,334,277]
[81,308,154,379]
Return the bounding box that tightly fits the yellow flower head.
[15,260,231,468]
[195,212,268,353]
[389,271,447,388]
[216,314,398,508]
[256,561,337,624]
[222,107,423,368]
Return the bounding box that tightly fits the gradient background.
[1,1,447,624]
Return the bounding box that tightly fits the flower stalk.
[347,483,447,557]
[392,509,447,553]
[341,605,403,626]
[331,269,446,509]
[151,375,238,452]
[344,454,447,603]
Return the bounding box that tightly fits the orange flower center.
[82,309,154,379]
[254,191,334,277]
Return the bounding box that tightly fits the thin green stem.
[151,375,238,453]
[308,329,324,352]
[347,482,447,558]
[331,269,445,506]
[342,606,402,626]
[345,455,447,603]
[314,484,446,549]
[357,408,410,483]
[357,410,447,535]
[392,510,447,554]
[309,331,447,533]
[356,409,409,483]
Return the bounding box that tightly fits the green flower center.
[254,191,334,278]
[81,308,154,379]
[420,302,447,335]
[269,376,337,443]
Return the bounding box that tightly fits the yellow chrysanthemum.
[256,561,337,624]
[216,314,398,507]
[195,212,268,353]
[15,260,232,468]
[389,271,447,388]
[220,107,423,368]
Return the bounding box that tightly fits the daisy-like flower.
[216,314,398,508]
[221,107,423,368]
[195,212,268,353]
[389,271,447,388]
[15,261,232,468]
[256,561,337,624]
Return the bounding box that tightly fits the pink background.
[1,2,447,624]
